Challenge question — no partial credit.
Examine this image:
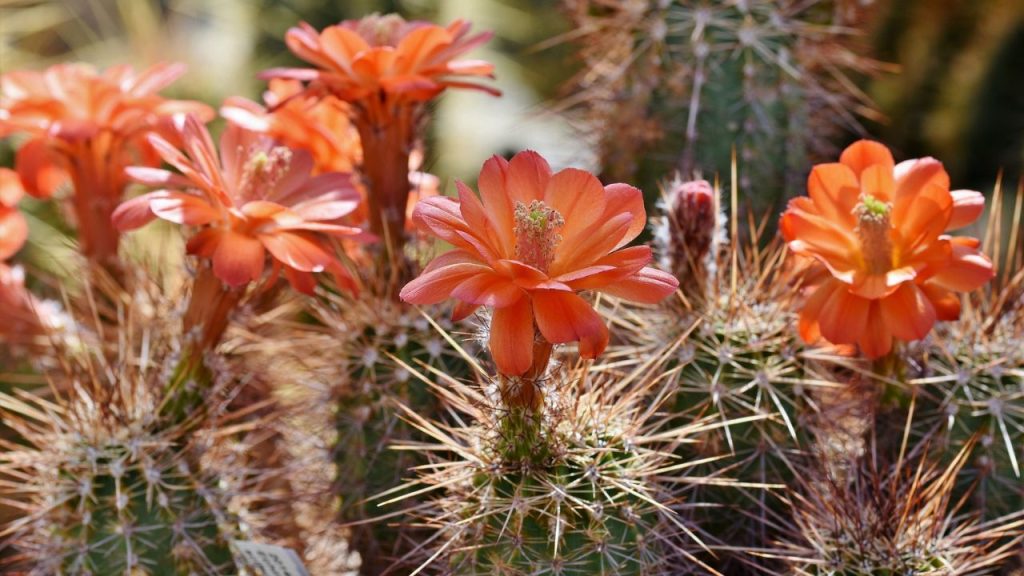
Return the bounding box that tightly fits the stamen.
[854,194,893,274]
[513,200,564,272]
[356,13,405,46]
[240,146,292,200]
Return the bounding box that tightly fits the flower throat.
[513,200,564,273]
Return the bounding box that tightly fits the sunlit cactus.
[905,187,1024,520]
[0,287,239,575]
[559,0,887,206]
[774,440,1024,575]
[390,351,739,575]
[608,176,842,565]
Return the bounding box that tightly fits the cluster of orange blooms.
[0,13,995,371]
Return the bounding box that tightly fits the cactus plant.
[559,0,887,208]
[392,352,739,575]
[0,287,239,575]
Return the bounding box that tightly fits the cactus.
[256,284,479,569]
[0,289,239,575]
[608,178,844,566]
[389,346,747,575]
[559,0,886,207]
[907,273,1024,520]
[776,437,1024,575]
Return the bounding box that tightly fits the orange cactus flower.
[400,150,679,376]
[0,169,28,261]
[0,62,212,261]
[261,14,498,261]
[112,114,365,295]
[221,79,361,175]
[220,79,439,232]
[781,140,994,359]
[263,15,498,122]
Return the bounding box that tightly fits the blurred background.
[1,0,1022,217]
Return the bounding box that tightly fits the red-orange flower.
[781,140,994,358]
[0,169,28,261]
[221,79,361,175]
[400,151,679,376]
[112,115,365,295]
[0,62,212,260]
[263,15,498,122]
[261,15,498,252]
[220,79,439,232]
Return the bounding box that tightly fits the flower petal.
[807,162,859,227]
[506,150,550,204]
[533,290,609,359]
[859,301,893,359]
[925,237,994,292]
[839,140,894,178]
[212,230,265,286]
[947,189,985,230]
[451,272,524,308]
[0,208,28,260]
[597,266,678,303]
[544,167,606,254]
[920,283,961,321]
[817,284,870,346]
[258,230,339,273]
[15,138,68,199]
[477,154,515,254]
[489,296,534,376]
[0,168,25,207]
[880,282,936,342]
[602,183,646,249]
[798,279,842,344]
[400,260,490,305]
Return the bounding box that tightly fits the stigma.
[513,200,564,272]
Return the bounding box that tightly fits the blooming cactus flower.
[0,62,212,259]
[261,15,498,253]
[400,150,679,376]
[0,169,28,261]
[221,79,361,175]
[781,140,994,358]
[221,79,440,233]
[263,14,499,119]
[112,114,365,295]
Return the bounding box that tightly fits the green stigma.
[858,194,890,219]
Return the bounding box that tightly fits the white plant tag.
[232,540,310,576]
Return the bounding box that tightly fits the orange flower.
[263,15,498,123]
[400,151,679,376]
[0,62,212,260]
[221,79,439,232]
[112,115,365,295]
[781,140,994,358]
[0,169,28,261]
[261,14,498,257]
[221,79,361,175]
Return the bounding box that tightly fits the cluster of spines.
[559,0,885,207]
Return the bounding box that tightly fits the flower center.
[356,13,405,46]
[513,200,564,273]
[854,194,893,274]
[240,146,292,200]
